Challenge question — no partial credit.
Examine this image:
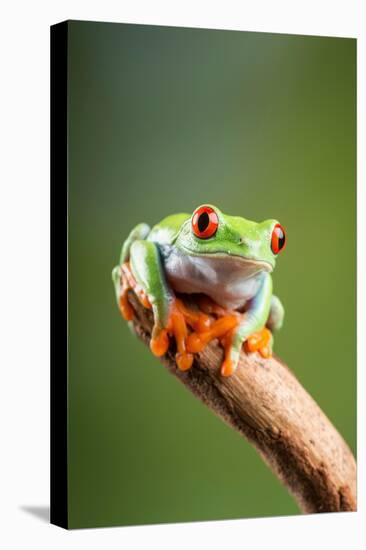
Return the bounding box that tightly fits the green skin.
[112,205,285,373]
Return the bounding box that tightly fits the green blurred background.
[67,21,356,528]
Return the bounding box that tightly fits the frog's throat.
[174,246,273,273]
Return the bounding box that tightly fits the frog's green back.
[148,213,190,246]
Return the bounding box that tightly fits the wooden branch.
[128,291,356,513]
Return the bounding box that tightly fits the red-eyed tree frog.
[112,205,286,376]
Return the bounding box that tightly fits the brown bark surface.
[128,291,356,513]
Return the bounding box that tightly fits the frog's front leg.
[221,273,273,376]
[127,240,201,371]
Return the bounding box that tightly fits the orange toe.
[259,345,271,359]
[245,327,272,358]
[150,329,169,356]
[221,358,235,377]
[176,352,194,371]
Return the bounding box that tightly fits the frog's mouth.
[208,252,272,268]
[178,247,273,273]
[200,252,273,277]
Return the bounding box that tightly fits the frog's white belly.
[163,249,264,310]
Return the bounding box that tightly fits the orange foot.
[118,272,260,377]
[187,296,243,376]
[186,314,239,354]
[151,295,241,375]
[245,327,273,359]
[150,298,212,371]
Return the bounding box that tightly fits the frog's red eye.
[192,206,219,239]
[271,223,286,254]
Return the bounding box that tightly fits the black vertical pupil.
[278,229,285,250]
[198,212,210,232]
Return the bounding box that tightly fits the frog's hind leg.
[112,223,151,308]
[266,295,285,332]
[120,223,151,264]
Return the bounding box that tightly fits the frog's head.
[174,204,286,276]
